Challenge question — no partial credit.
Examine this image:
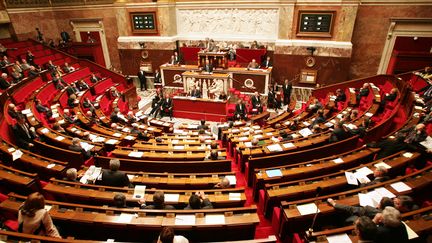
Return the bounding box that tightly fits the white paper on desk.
[127,174,134,180]
[147,127,155,131]
[265,132,273,136]
[356,167,374,176]
[420,136,432,150]
[112,133,121,137]
[124,135,135,140]
[353,172,371,184]
[291,134,300,139]
[229,193,241,201]
[244,142,252,148]
[358,193,375,207]
[326,233,352,243]
[374,162,391,169]
[333,158,344,164]
[365,112,373,117]
[390,182,412,192]
[225,175,236,185]
[283,143,295,148]
[7,147,15,153]
[12,149,23,161]
[403,221,419,240]
[188,124,198,129]
[80,142,94,152]
[105,139,118,145]
[175,214,195,225]
[21,109,31,115]
[122,128,130,133]
[171,139,179,144]
[253,134,263,139]
[47,163,55,169]
[205,214,225,225]
[297,203,320,216]
[128,151,143,158]
[345,124,357,130]
[173,145,185,150]
[88,134,96,140]
[266,169,282,178]
[55,136,65,141]
[164,193,180,202]
[302,121,310,126]
[267,144,282,152]
[116,213,134,223]
[231,129,240,133]
[325,122,334,128]
[239,137,248,141]
[375,187,396,198]
[345,171,358,185]
[93,137,105,143]
[133,185,146,199]
[41,128,49,134]
[299,128,313,137]
[366,190,382,208]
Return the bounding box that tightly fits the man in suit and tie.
[234,100,247,120]
[189,86,201,98]
[160,94,173,120]
[173,51,182,65]
[99,159,131,188]
[137,68,147,91]
[60,30,71,43]
[154,69,161,84]
[0,73,10,90]
[12,116,35,150]
[251,92,263,113]
[282,79,292,106]
[202,59,213,73]
[262,56,273,68]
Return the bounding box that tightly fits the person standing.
[137,68,147,91]
[282,79,292,106]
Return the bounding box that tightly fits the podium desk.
[182,71,230,98]
[198,50,229,69]
[173,96,228,122]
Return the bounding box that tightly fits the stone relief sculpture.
[208,79,224,98]
[177,8,279,38]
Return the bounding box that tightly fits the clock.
[305,56,316,67]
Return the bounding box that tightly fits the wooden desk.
[182,71,230,99]
[198,50,229,69]
[173,96,228,122]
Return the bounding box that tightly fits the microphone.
[307,186,323,238]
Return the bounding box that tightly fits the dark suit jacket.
[335,93,347,103]
[90,76,100,83]
[283,84,292,97]
[13,123,34,150]
[0,77,10,89]
[329,128,352,142]
[235,103,247,116]
[137,71,146,82]
[190,89,201,98]
[100,170,131,187]
[161,98,173,110]
[154,72,161,83]
[251,96,261,108]
[184,198,213,209]
[143,204,175,210]
[68,144,91,159]
[368,138,415,160]
[262,60,273,68]
[375,223,408,243]
[359,88,370,97]
[203,64,213,73]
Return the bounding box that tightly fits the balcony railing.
[5,0,115,8]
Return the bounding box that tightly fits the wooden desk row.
[1,193,259,242]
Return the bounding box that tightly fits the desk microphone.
[307,186,322,238]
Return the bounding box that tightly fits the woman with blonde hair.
[18,192,61,238]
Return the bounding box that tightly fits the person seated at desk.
[197,120,209,130]
[67,94,77,108]
[356,83,370,103]
[160,93,173,120]
[52,123,65,133]
[168,55,177,65]
[11,67,23,83]
[68,137,92,160]
[110,107,128,123]
[310,109,325,127]
[150,93,163,118]
[262,56,273,68]
[126,111,137,123]
[90,73,101,83]
[206,39,218,52]
[247,59,260,69]
[201,59,213,73]
[63,109,78,124]
[251,91,263,113]
[99,159,131,188]
[52,73,67,90]
[113,193,128,208]
[154,69,162,84]
[354,216,378,243]
[214,177,231,189]
[218,91,228,100]
[189,86,201,98]
[8,103,23,120]
[366,133,415,160]
[28,66,41,79]
[373,207,408,243]
[63,168,78,182]
[400,123,427,145]
[173,51,182,65]
[234,99,247,120]
[250,40,259,49]
[109,86,120,99]
[66,83,79,96]
[18,192,61,238]
[329,122,352,142]
[359,166,389,187]
[334,88,346,107]
[184,191,213,209]
[327,196,394,225]
[308,98,323,113]
[12,116,36,150]
[206,150,225,160]
[62,62,75,73]
[139,191,175,210]
[157,227,189,243]
[76,79,89,91]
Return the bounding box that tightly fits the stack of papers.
[333,158,344,164]
[12,150,23,161]
[205,214,225,225]
[282,143,295,148]
[266,169,282,178]
[298,128,313,137]
[345,171,358,185]
[105,139,118,145]
[225,175,236,185]
[55,136,65,141]
[80,142,94,152]
[390,182,411,192]
[128,151,143,158]
[420,136,432,150]
[297,203,320,215]
[267,144,282,152]
[112,133,122,137]
[124,135,135,140]
[164,194,180,202]
[374,162,391,169]
[133,185,146,199]
[40,128,49,134]
[326,233,352,243]
[358,187,396,207]
[353,167,374,184]
[116,213,134,223]
[229,193,241,201]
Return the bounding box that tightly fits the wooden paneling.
[119,49,173,75]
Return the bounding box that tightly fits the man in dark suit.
[334,89,346,105]
[262,56,273,68]
[139,191,175,209]
[373,207,408,243]
[329,122,352,142]
[356,83,370,103]
[66,83,79,96]
[154,69,161,84]
[137,69,147,91]
[99,159,131,187]
[28,66,41,79]
[60,30,71,43]
[189,86,201,98]
[0,73,10,89]
[68,137,92,160]
[251,92,262,113]
[7,103,22,120]
[173,51,182,65]
[282,79,292,106]
[90,73,100,83]
[160,94,173,120]
[184,192,213,209]
[366,133,414,159]
[234,100,247,120]
[12,116,35,150]
[35,99,53,118]
[26,51,35,66]
[202,59,213,73]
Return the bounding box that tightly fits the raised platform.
[172,96,228,122]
